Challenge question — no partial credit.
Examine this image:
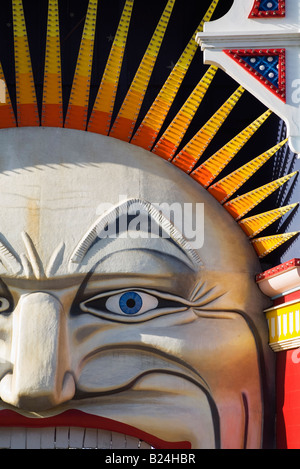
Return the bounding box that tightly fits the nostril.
[0,373,13,404]
[61,372,76,402]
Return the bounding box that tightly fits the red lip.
[0,409,191,449]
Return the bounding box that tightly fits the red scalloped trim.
[249,0,285,18]
[224,48,286,102]
[256,258,300,281]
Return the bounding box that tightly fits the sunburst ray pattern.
[109,0,176,142]
[64,0,98,130]
[12,0,39,126]
[172,86,245,173]
[42,0,63,127]
[207,137,287,202]
[190,109,273,187]
[224,172,298,221]
[0,0,298,259]
[0,62,16,128]
[87,0,134,135]
[239,204,298,239]
[251,232,299,259]
[152,65,218,160]
[131,0,220,150]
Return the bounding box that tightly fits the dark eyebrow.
[69,199,203,269]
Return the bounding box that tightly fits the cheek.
[72,311,258,375]
[178,314,262,390]
[71,310,263,432]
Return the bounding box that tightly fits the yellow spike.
[208,137,287,203]
[131,0,220,150]
[152,65,218,160]
[239,203,298,238]
[42,0,63,127]
[0,62,16,128]
[224,172,298,221]
[87,0,134,135]
[251,232,299,258]
[12,0,39,126]
[65,0,98,130]
[191,109,273,188]
[173,86,244,173]
[110,0,176,142]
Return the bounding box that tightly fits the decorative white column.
[256,259,300,351]
[196,0,300,155]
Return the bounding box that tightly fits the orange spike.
[239,204,299,239]
[251,232,299,258]
[0,63,16,128]
[173,86,244,173]
[191,110,273,187]
[88,0,134,135]
[109,0,176,142]
[64,0,98,130]
[131,0,220,151]
[207,137,287,203]
[12,0,39,127]
[224,172,298,221]
[152,66,217,160]
[42,0,63,127]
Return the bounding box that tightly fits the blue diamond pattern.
[258,0,279,11]
[242,55,279,88]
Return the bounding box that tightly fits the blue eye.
[119,291,143,315]
[104,290,158,316]
[80,289,185,321]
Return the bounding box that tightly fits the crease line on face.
[73,365,221,449]
[75,342,211,394]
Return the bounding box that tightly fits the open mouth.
[0,426,153,449]
[0,410,191,449]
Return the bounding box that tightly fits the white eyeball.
[0,297,10,313]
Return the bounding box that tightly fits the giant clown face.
[0,127,274,449]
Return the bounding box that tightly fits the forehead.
[0,127,260,281]
[0,126,201,213]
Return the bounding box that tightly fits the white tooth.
[125,435,140,449]
[111,431,126,449]
[40,427,55,449]
[0,427,152,449]
[69,427,84,449]
[10,427,26,449]
[26,428,41,449]
[55,427,69,449]
[83,428,98,449]
[97,429,112,449]
[139,440,151,449]
[0,427,10,448]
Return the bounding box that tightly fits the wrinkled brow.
[69,199,203,269]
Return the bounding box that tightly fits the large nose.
[0,292,75,411]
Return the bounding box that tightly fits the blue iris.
[119,292,143,315]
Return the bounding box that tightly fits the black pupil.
[126,299,136,308]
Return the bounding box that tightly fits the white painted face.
[0,128,274,449]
